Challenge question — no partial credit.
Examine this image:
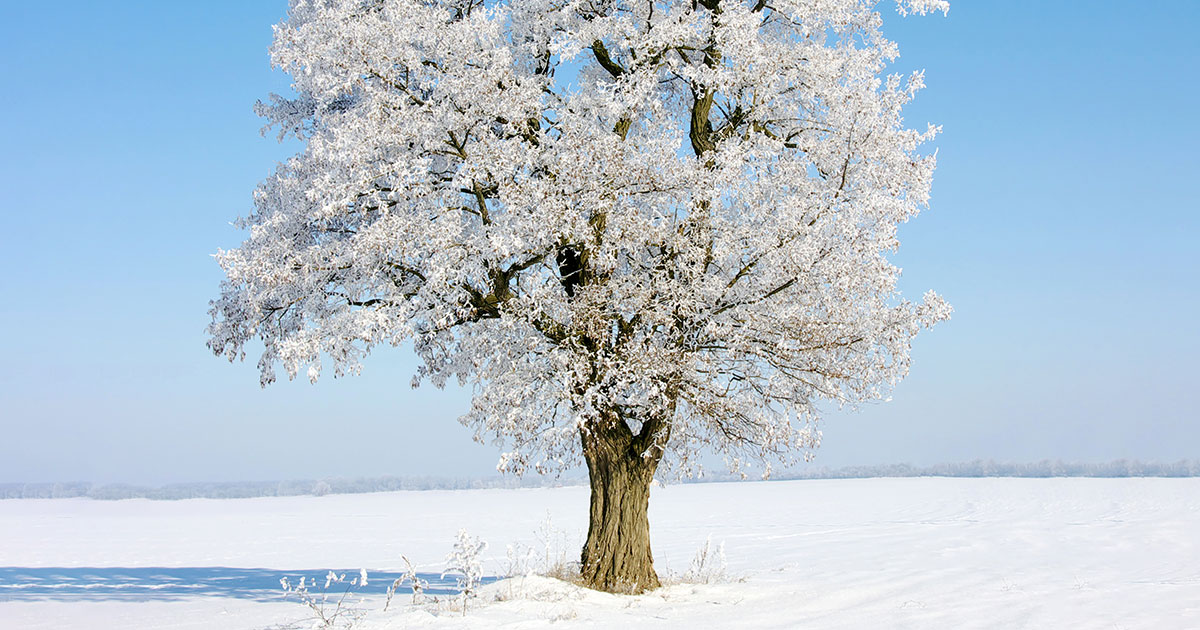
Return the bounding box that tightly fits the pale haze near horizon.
[0,1,1196,485]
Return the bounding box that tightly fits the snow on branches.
[209,0,950,478]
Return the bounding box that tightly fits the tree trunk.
[578,417,664,594]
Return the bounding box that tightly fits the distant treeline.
[0,475,582,501]
[3,459,1197,500]
[735,459,1200,482]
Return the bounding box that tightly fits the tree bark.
[578,414,664,594]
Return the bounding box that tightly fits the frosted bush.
[505,542,537,578]
[279,569,368,628]
[443,529,488,614]
[534,513,580,581]
[674,536,728,584]
[384,556,429,610]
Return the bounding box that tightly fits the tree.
[209,0,951,594]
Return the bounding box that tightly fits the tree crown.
[210,0,952,477]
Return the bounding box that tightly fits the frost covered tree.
[210,0,951,593]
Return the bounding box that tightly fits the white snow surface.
[2,477,1198,629]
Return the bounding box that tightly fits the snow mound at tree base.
[433,575,750,628]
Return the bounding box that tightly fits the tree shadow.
[0,566,496,602]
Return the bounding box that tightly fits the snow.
[2,478,1198,628]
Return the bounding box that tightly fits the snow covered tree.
[209,0,951,593]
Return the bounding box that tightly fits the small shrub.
[505,541,537,578]
[279,569,368,629]
[384,556,428,611]
[675,535,728,585]
[533,513,581,582]
[442,529,488,614]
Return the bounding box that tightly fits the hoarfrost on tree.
[210,0,950,592]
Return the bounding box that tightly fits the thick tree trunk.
[578,417,664,594]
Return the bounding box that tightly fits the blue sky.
[0,1,1196,484]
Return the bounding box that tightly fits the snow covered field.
[2,477,1197,629]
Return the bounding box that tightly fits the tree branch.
[590,40,626,78]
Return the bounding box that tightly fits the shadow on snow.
[0,566,495,602]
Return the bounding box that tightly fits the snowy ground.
[1,478,1197,629]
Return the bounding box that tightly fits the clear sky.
[1,1,1196,484]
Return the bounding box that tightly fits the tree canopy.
[210,0,951,481]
